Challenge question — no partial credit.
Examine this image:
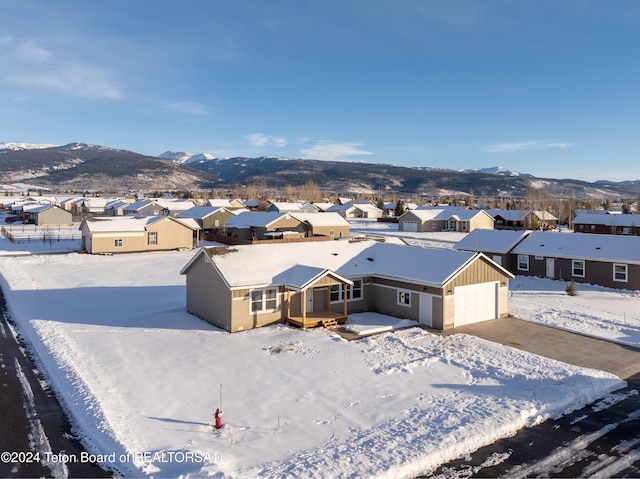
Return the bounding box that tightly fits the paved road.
[424,317,640,478]
[0,288,112,478]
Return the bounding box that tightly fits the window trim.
[249,287,279,314]
[114,238,123,247]
[397,290,412,307]
[330,278,363,303]
[517,255,529,271]
[613,263,628,283]
[572,259,585,278]
[148,231,158,245]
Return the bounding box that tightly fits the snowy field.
[0,238,631,478]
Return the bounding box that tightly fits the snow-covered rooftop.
[190,239,502,288]
[455,230,531,254]
[81,215,164,232]
[574,213,640,227]
[512,231,640,264]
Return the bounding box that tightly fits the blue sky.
[1,1,639,182]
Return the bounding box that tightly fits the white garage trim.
[402,221,418,232]
[453,281,498,327]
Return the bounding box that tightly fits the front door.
[306,290,314,313]
[546,258,555,279]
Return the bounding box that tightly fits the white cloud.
[300,141,373,161]
[7,62,123,99]
[482,140,571,153]
[245,132,288,147]
[2,37,123,99]
[164,101,208,115]
[14,40,52,63]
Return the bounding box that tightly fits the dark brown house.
[511,231,640,290]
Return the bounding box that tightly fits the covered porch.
[278,265,352,329]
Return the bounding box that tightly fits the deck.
[285,311,348,329]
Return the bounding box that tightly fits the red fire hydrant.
[214,408,223,429]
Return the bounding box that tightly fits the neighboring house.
[123,199,196,217]
[224,211,306,240]
[488,210,558,230]
[291,212,351,239]
[511,231,640,290]
[266,202,304,213]
[398,208,494,233]
[177,206,237,239]
[81,198,109,215]
[180,240,513,333]
[24,204,73,226]
[327,203,383,219]
[454,229,531,270]
[573,213,640,235]
[308,202,336,212]
[104,199,133,217]
[79,215,195,254]
[206,198,246,210]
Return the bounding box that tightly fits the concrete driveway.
[436,316,640,380]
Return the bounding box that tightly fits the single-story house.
[487,210,558,230]
[327,203,383,219]
[511,231,640,290]
[207,198,246,210]
[454,229,531,270]
[79,215,195,254]
[398,208,494,233]
[290,212,351,238]
[178,207,237,233]
[24,204,73,226]
[123,199,196,217]
[180,240,513,332]
[266,202,304,213]
[573,213,640,235]
[104,199,134,216]
[224,211,306,240]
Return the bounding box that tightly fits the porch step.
[322,318,338,329]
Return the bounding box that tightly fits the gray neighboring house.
[24,204,73,226]
[177,206,237,239]
[455,230,530,270]
[573,213,640,235]
[511,231,640,290]
[180,240,513,333]
[398,207,495,233]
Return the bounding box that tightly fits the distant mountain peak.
[159,150,216,165]
[0,142,58,151]
[460,166,532,177]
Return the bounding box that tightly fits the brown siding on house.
[470,213,495,231]
[308,224,350,238]
[441,295,455,329]
[231,286,284,332]
[185,256,233,331]
[145,217,193,251]
[513,254,640,290]
[371,277,442,295]
[368,284,420,321]
[446,256,509,290]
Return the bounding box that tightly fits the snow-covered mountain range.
[158,150,216,165]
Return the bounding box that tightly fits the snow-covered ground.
[0,236,632,478]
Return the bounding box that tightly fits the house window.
[114,239,123,247]
[613,264,628,282]
[250,288,278,313]
[398,290,411,307]
[329,229,335,236]
[590,225,595,232]
[215,219,220,227]
[461,221,468,231]
[330,279,363,303]
[148,231,158,245]
[517,255,529,271]
[572,260,585,277]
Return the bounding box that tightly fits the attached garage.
[403,221,419,232]
[453,282,498,327]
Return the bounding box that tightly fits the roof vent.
[366,257,374,262]
[331,253,338,256]
[596,246,601,250]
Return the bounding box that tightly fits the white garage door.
[403,221,418,232]
[454,282,498,327]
